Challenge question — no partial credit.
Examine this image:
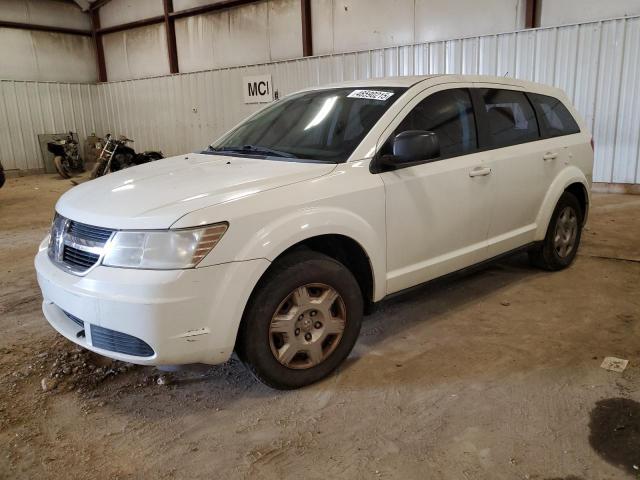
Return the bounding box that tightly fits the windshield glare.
[211,87,406,162]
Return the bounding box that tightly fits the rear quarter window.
[528,93,580,138]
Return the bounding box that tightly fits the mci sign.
[243,75,274,104]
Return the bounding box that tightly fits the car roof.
[300,74,562,96]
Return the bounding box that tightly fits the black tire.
[53,156,71,179]
[237,250,363,390]
[90,161,107,179]
[529,191,583,271]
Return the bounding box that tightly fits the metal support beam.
[169,0,264,20]
[0,20,91,36]
[97,16,165,35]
[163,0,179,74]
[91,10,107,82]
[525,0,538,28]
[72,0,91,11]
[89,0,113,11]
[301,0,312,57]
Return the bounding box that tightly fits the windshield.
[210,87,406,162]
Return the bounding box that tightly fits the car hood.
[57,153,336,229]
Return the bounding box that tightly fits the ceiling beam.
[169,0,263,20]
[89,0,113,11]
[97,15,165,35]
[301,0,312,57]
[163,0,179,74]
[0,20,91,36]
[94,1,264,38]
[72,0,91,11]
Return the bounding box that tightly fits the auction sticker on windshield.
[347,90,395,101]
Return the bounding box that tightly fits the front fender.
[208,206,386,301]
[535,166,590,240]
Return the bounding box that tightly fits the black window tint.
[392,88,477,158]
[529,93,580,137]
[479,88,539,148]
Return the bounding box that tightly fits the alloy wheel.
[268,283,346,369]
[553,206,578,258]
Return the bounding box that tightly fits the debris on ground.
[40,377,57,392]
[600,357,629,373]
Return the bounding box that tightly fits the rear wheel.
[529,191,583,270]
[237,250,363,389]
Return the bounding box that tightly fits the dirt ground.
[1,174,638,480]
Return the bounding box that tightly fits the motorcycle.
[47,133,83,179]
[91,134,163,179]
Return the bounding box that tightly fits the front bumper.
[35,250,269,365]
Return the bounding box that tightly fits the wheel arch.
[564,181,589,224]
[535,166,591,239]
[234,234,377,353]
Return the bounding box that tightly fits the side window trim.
[471,86,541,150]
[526,91,550,139]
[526,92,582,139]
[371,86,479,173]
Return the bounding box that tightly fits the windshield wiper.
[210,144,298,159]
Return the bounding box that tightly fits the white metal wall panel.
[102,24,170,82]
[0,28,97,83]
[0,0,92,30]
[90,16,640,184]
[0,81,100,171]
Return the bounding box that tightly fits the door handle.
[543,152,558,161]
[469,166,492,177]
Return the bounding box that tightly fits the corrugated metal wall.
[94,15,640,184]
[0,81,100,171]
[1,16,639,183]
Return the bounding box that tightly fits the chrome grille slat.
[49,215,114,275]
[68,221,113,243]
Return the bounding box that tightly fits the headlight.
[102,223,228,269]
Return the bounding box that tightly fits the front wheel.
[237,251,363,389]
[529,191,583,270]
[53,156,71,179]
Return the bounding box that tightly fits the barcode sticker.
[347,90,395,101]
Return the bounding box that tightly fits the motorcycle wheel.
[54,156,72,179]
[90,161,108,179]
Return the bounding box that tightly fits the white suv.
[35,75,593,389]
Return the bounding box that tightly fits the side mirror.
[392,130,440,164]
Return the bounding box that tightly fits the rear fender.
[535,166,590,240]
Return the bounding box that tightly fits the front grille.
[48,215,114,275]
[63,246,100,269]
[68,221,113,243]
[64,310,84,328]
[91,325,155,357]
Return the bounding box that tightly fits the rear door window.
[528,93,580,138]
[478,88,539,148]
[388,88,478,159]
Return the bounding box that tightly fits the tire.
[90,161,107,179]
[237,250,364,390]
[53,156,71,179]
[529,191,583,271]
